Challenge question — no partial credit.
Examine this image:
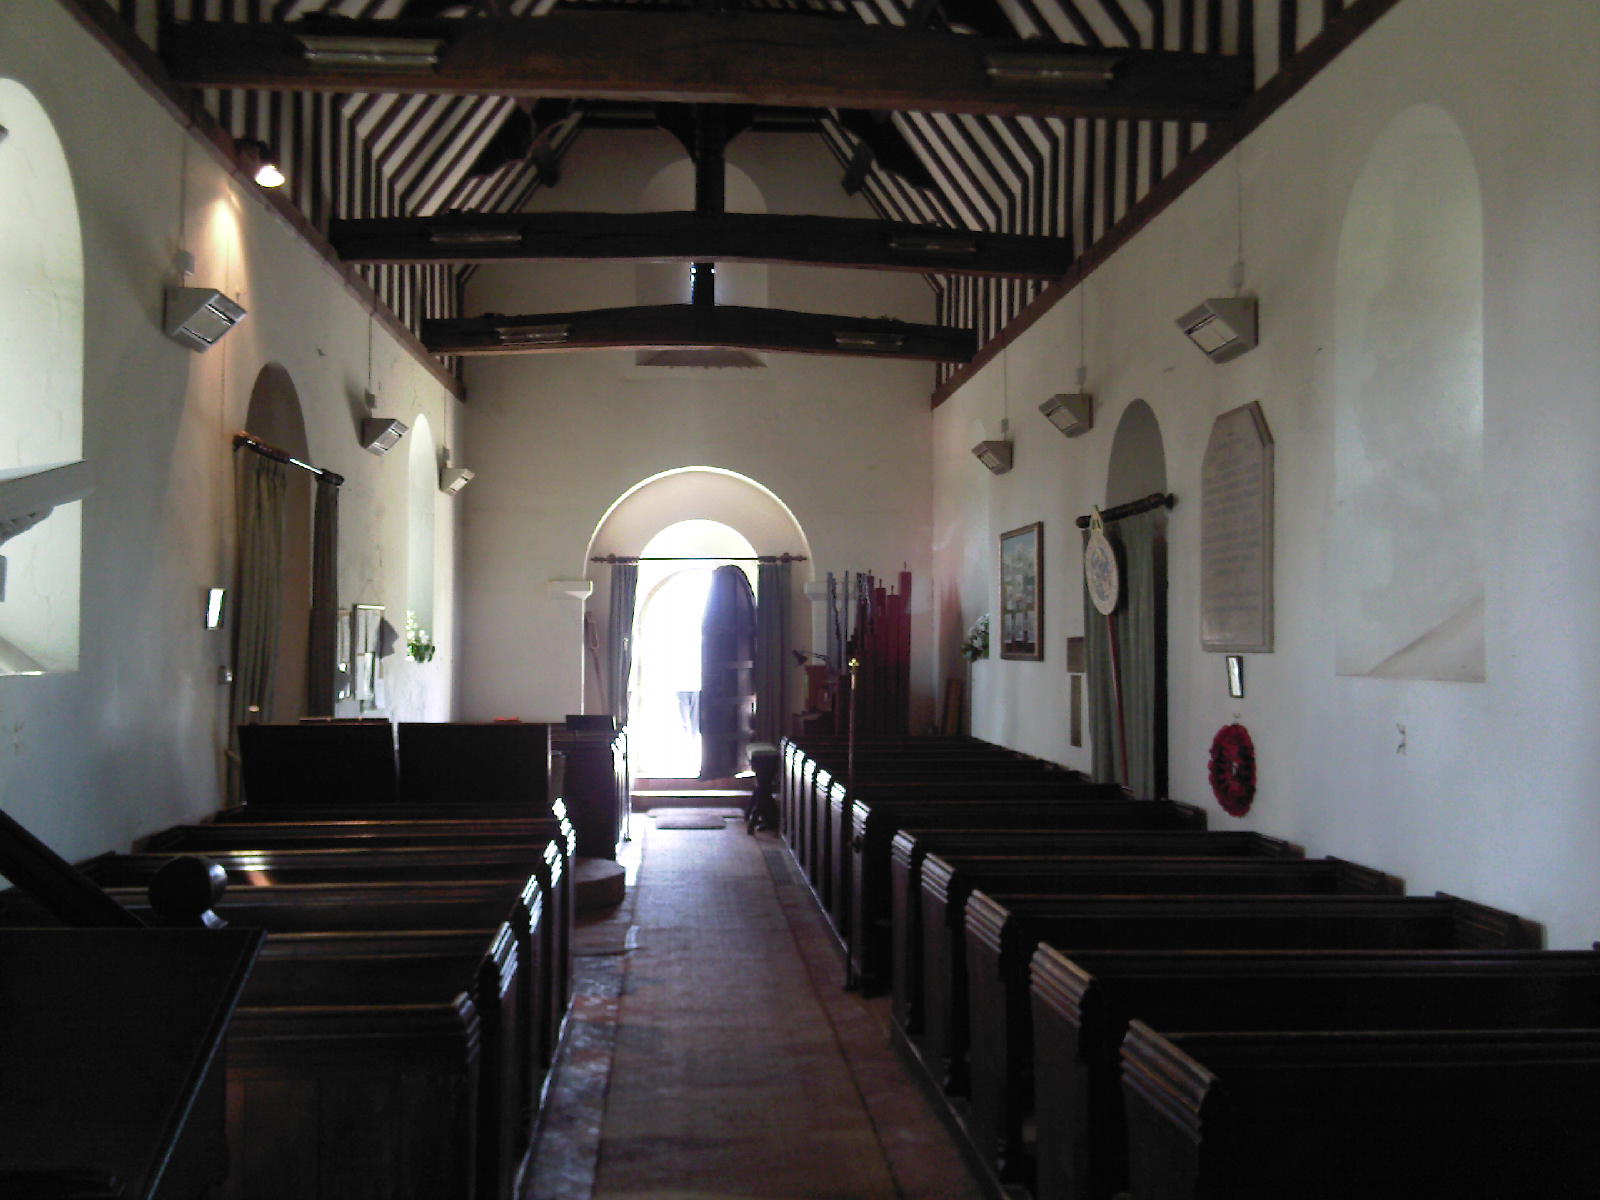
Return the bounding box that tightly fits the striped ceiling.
[123,0,1380,385]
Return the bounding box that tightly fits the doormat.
[650,812,730,830]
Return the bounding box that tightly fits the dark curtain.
[753,560,791,743]
[228,452,289,802]
[606,562,638,727]
[700,564,756,779]
[304,474,339,716]
[1083,510,1167,797]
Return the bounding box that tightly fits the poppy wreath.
[1208,723,1256,817]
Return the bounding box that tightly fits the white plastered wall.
[0,0,463,864]
[933,0,1600,945]
[457,129,938,728]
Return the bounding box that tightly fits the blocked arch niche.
[0,78,85,675]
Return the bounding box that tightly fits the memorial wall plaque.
[1201,400,1274,652]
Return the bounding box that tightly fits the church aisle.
[536,814,986,1200]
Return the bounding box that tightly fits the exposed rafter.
[423,304,977,360]
[159,13,1254,122]
[331,211,1073,278]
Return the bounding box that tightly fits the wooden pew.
[1033,946,1600,1200]
[842,793,1199,990]
[236,927,526,1200]
[1120,1021,1600,1200]
[918,856,1398,1103]
[143,818,547,852]
[963,891,1538,1182]
[0,928,262,1200]
[889,829,1299,1033]
[208,807,577,1041]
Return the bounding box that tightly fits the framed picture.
[1226,654,1245,698]
[999,521,1044,660]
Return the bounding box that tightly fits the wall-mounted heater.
[1176,296,1258,363]
[165,287,247,352]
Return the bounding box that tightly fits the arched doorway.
[1086,399,1169,797]
[628,520,758,779]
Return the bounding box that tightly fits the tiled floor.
[527,814,986,1200]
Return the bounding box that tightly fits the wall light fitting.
[297,34,444,70]
[235,138,285,188]
[165,287,247,351]
[1176,296,1258,363]
[1039,391,1094,437]
[359,417,409,456]
[440,466,475,495]
[971,439,1014,475]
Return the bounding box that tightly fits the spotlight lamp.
[971,439,1014,475]
[1177,296,1258,363]
[235,138,285,188]
[1039,392,1094,437]
[164,287,247,351]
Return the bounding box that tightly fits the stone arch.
[1333,103,1485,681]
[1105,398,1169,507]
[0,78,84,674]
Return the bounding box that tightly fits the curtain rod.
[590,553,808,563]
[233,433,345,486]
[1074,492,1175,529]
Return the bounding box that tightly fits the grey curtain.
[305,474,340,716]
[754,560,791,743]
[231,451,289,733]
[1083,510,1167,797]
[606,562,638,726]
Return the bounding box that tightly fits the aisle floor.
[528,813,988,1200]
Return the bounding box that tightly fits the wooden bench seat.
[1033,946,1600,1200]
[889,829,1299,1031]
[1120,1021,1600,1200]
[238,926,527,1200]
[840,795,1203,989]
[962,891,1538,1182]
[915,855,1396,1098]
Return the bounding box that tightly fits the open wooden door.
[699,564,756,779]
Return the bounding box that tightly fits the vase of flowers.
[405,611,436,663]
[961,614,990,662]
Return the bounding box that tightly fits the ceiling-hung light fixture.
[234,138,285,188]
[495,322,571,346]
[833,331,906,352]
[985,52,1120,88]
[164,287,247,351]
[297,34,445,70]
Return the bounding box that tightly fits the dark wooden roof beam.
[423,304,976,360]
[159,13,1254,122]
[332,210,1073,278]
